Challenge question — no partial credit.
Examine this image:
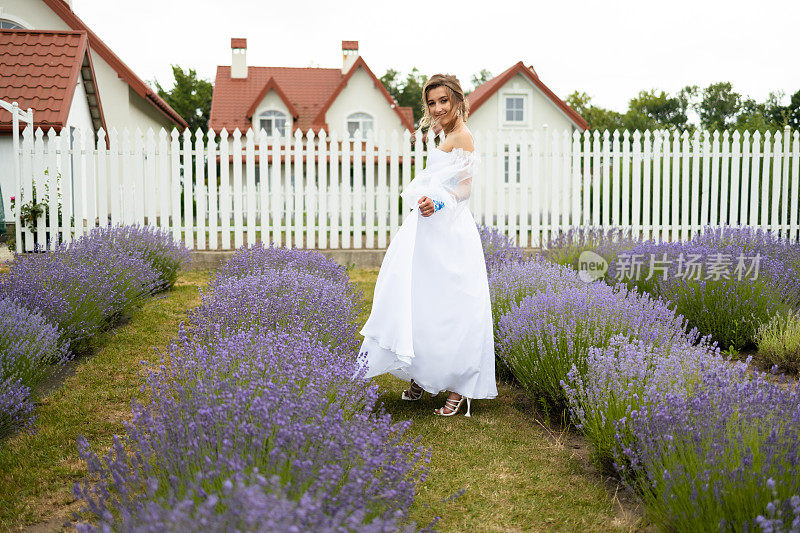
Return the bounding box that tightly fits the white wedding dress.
[358,141,498,400]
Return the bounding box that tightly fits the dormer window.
[0,19,24,29]
[346,112,373,137]
[258,110,287,136]
[505,96,524,122]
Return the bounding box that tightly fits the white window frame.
[345,111,375,138]
[256,108,289,137]
[502,94,527,126]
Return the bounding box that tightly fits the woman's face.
[427,86,454,125]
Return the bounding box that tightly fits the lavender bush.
[616,361,800,532]
[561,335,722,472]
[488,257,585,331]
[0,296,69,432]
[74,329,428,531]
[497,282,696,412]
[0,243,161,352]
[476,223,526,274]
[755,308,800,373]
[538,226,638,274]
[0,378,34,434]
[610,227,800,351]
[188,270,364,355]
[488,258,585,381]
[71,225,191,290]
[693,226,800,277]
[211,243,351,289]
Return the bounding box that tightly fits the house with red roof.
[0,0,187,221]
[466,61,587,134]
[210,39,414,140]
[463,61,587,182]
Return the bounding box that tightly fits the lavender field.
[1,223,799,531]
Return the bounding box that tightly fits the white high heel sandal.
[434,395,471,417]
[401,381,424,401]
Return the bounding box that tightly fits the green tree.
[380,68,429,127]
[565,91,624,132]
[154,65,213,133]
[469,69,493,94]
[786,90,800,130]
[697,82,741,131]
[735,96,779,133]
[625,89,689,131]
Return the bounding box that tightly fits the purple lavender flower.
[0,378,34,434]
[562,335,723,473]
[538,226,638,274]
[0,295,69,433]
[189,270,364,355]
[609,225,800,351]
[497,282,696,412]
[488,257,586,381]
[73,329,428,531]
[617,360,800,531]
[476,223,526,274]
[211,243,350,290]
[73,244,428,530]
[71,225,192,290]
[0,239,161,353]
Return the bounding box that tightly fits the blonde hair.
[419,74,469,131]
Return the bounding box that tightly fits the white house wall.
[65,72,94,134]
[467,72,577,136]
[324,67,407,139]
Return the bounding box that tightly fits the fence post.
[783,125,791,239]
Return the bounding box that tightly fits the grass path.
[0,270,210,532]
[351,268,644,532]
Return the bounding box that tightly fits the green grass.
[351,268,644,532]
[0,270,210,531]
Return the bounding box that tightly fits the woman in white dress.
[358,74,497,417]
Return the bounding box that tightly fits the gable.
[468,61,587,131]
[246,78,298,121]
[313,57,414,132]
[323,66,408,136]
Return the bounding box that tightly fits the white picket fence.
[9,122,800,252]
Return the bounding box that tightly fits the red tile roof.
[41,0,188,129]
[210,55,415,134]
[0,29,106,133]
[245,77,298,119]
[230,38,247,49]
[467,61,588,131]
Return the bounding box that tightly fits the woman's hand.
[418,196,435,217]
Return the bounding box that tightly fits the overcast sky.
[72,0,800,113]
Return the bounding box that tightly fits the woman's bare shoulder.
[449,127,475,153]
